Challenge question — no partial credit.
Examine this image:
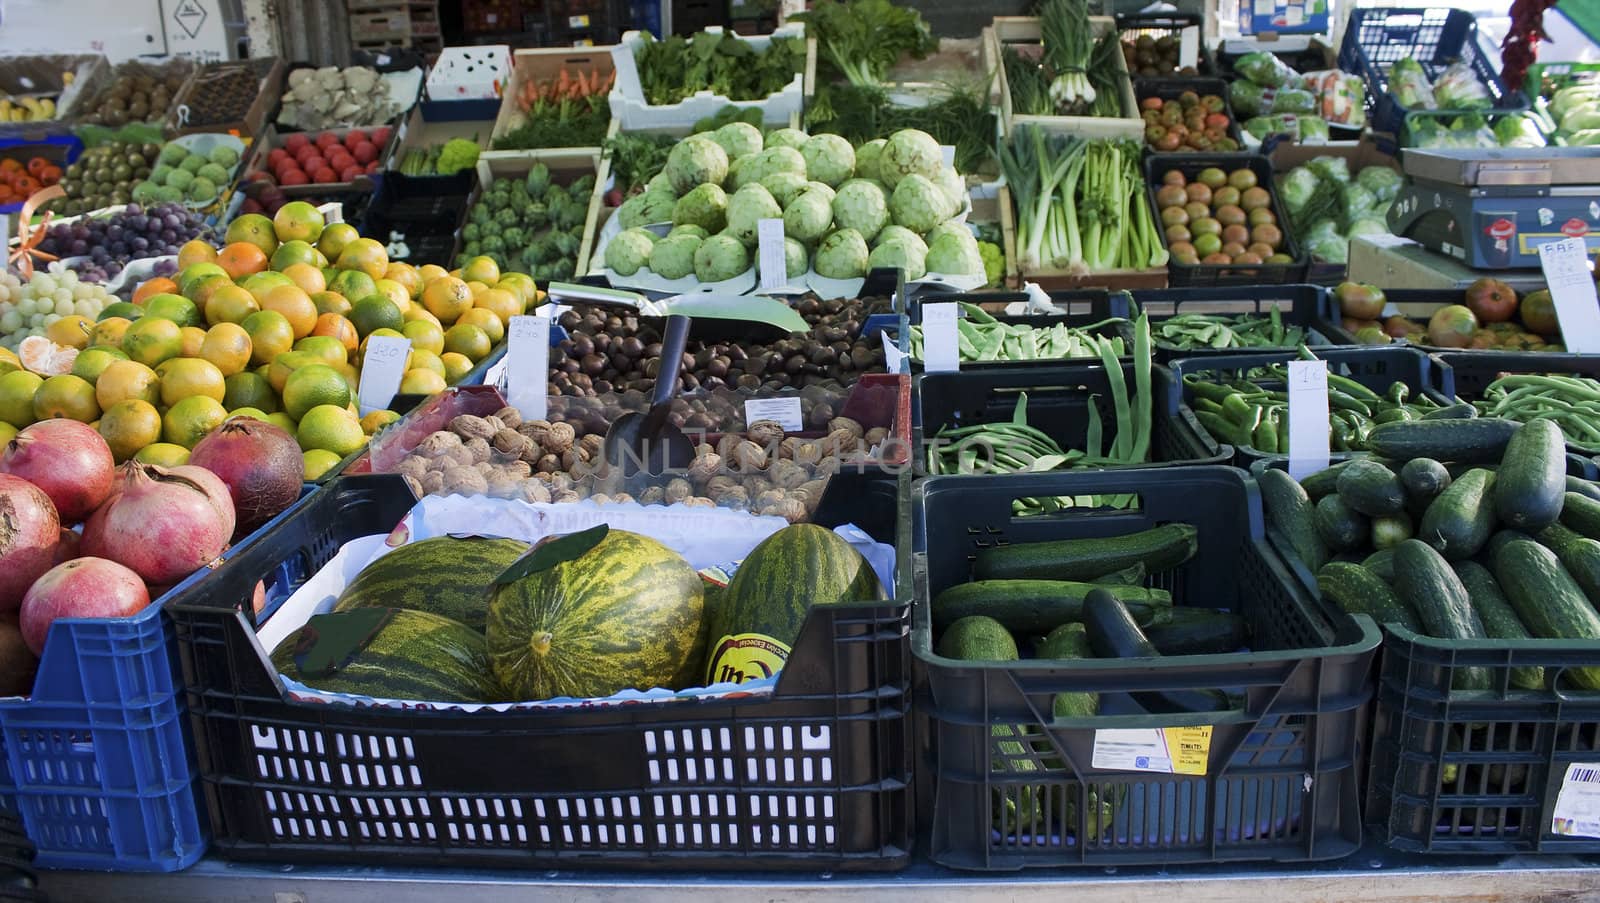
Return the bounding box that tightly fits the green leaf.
[495,524,609,585]
[291,608,396,678]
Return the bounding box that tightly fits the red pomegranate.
[81,463,235,585]
[0,420,115,523]
[52,528,80,566]
[0,474,61,612]
[189,417,303,540]
[19,557,151,655]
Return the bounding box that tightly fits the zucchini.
[1564,491,1600,540]
[1371,512,1414,550]
[1494,419,1566,531]
[1316,561,1422,632]
[1362,548,1396,582]
[1567,476,1600,504]
[1366,417,1522,464]
[1536,523,1600,600]
[1301,459,1359,500]
[1492,539,1600,689]
[1421,402,1478,420]
[932,580,1171,633]
[1258,467,1330,572]
[1416,468,1497,560]
[1143,607,1249,655]
[1452,561,1544,691]
[1337,459,1407,516]
[1393,540,1490,690]
[1082,590,1228,714]
[1314,494,1369,551]
[1036,623,1097,717]
[936,615,1020,661]
[972,524,1199,581]
[1090,562,1146,586]
[1400,458,1452,510]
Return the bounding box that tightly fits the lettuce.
[1355,166,1402,203]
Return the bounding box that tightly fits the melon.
[270,609,500,703]
[703,524,884,686]
[485,529,703,701]
[332,535,531,632]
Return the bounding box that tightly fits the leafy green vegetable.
[632,31,803,106]
[791,0,936,89]
[806,80,997,174]
[602,132,675,195]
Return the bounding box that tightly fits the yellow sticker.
[1092,726,1214,775]
[704,633,790,686]
[1162,726,1212,776]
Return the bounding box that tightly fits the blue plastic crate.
[0,484,316,871]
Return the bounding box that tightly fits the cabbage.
[1304,220,1347,264]
[1355,166,1402,203]
[1341,183,1378,219]
[1347,217,1390,238]
[1280,167,1321,217]
[1230,81,1267,118]
[1306,155,1349,185]
[1296,116,1330,144]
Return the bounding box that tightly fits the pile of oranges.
[0,156,64,204]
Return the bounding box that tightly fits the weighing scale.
[1387,147,1600,269]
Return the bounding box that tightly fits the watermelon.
[485,530,704,702]
[270,609,501,703]
[332,536,531,632]
[703,524,884,686]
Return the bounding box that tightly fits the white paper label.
[317,201,344,224]
[1552,764,1600,838]
[1538,238,1600,354]
[939,145,956,167]
[357,335,412,416]
[1286,360,1330,480]
[757,218,787,291]
[881,331,906,375]
[505,315,551,422]
[921,302,960,373]
[1,214,9,256]
[743,397,803,433]
[1092,727,1212,775]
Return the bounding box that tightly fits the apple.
[1463,277,1518,323]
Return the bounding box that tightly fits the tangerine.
[217,241,269,280]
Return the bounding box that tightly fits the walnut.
[533,471,553,484]
[824,428,860,456]
[420,471,446,495]
[475,462,499,480]
[865,427,889,447]
[502,459,532,479]
[553,489,583,504]
[779,437,801,460]
[536,453,560,474]
[793,441,822,466]
[797,478,828,503]
[517,419,552,443]
[442,468,488,496]
[518,481,552,504]
[683,496,715,507]
[747,419,785,445]
[828,416,864,438]
[716,434,743,459]
[742,475,774,497]
[770,459,808,489]
[487,476,521,499]
[579,433,604,459]
[561,448,579,471]
[695,443,716,458]
[665,477,693,502]
[450,415,496,441]
[493,406,523,429]
[448,445,477,468]
[484,416,507,434]
[401,474,425,498]
[611,492,635,504]
[638,486,666,505]
[814,456,841,476]
[493,429,529,457]
[518,440,544,464]
[687,453,722,485]
[590,493,613,505]
[396,456,428,481]
[463,436,492,464]
[761,498,809,523]
[705,475,739,497]
[754,488,786,510]
[416,431,461,457]
[712,485,749,508]
[543,422,576,454]
[731,439,768,471]
[548,473,574,492]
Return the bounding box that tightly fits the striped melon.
[270,609,501,703]
[704,524,884,686]
[332,536,531,632]
[485,530,703,702]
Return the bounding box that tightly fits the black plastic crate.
[910,467,1381,869]
[1169,345,1457,466]
[1132,78,1245,150]
[1128,284,1342,362]
[1115,13,1213,78]
[166,474,912,871]
[915,362,1230,476]
[1144,153,1309,287]
[901,290,1133,370]
[1317,289,1575,354]
[361,170,475,268]
[1432,351,1600,456]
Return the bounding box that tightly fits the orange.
[0,371,43,429]
[282,262,326,295]
[465,280,490,299]
[178,326,207,358]
[417,264,449,284]
[349,295,403,338]
[94,360,161,409]
[217,241,269,280]
[162,395,228,449]
[32,374,99,422]
[261,284,318,339]
[46,315,95,349]
[311,291,352,317]
[176,240,218,270]
[401,306,441,328]
[133,443,190,467]
[186,274,234,310]
[456,307,505,345]
[267,350,320,395]
[496,273,538,306]
[327,269,377,303]
[224,213,279,257]
[200,323,253,376]
[400,320,444,356]
[311,313,359,352]
[121,317,183,368]
[474,287,522,326]
[269,239,319,272]
[443,323,492,360]
[177,262,229,297]
[156,357,227,406]
[372,278,411,312]
[399,368,447,397]
[132,277,179,306]
[223,371,277,413]
[294,336,348,367]
[282,364,352,421]
[16,336,76,376]
[142,293,201,327]
[241,271,294,305]
[335,238,388,280]
[421,276,473,324]
[98,399,163,462]
[302,448,343,480]
[407,349,445,379]
[360,409,401,435]
[273,201,326,244]
[91,317,134,348]
[440,352,475,384]
[203,283,259,326]
[383,262,422,298]
[241,310,295,366]
[316,222,360,261]
[461,255,501,285]
[296,405,366,457]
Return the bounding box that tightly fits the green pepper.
[1253,408,1279,454]
[1328,390,1372,417]
[1221,393,1257,426]
[1372,406,1415,424]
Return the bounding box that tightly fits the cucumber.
[1417,468,1497,560]
[1362,548,1396,582]
[1393,540,1490,690]
[1421,402,1478,420]
[1492,539,1600,689]
[1036,623,1097,717]
[972,524,1199,581]
[1143,607,1249,655]
[1337,459,1407,516]
[1567,477,1600,504]
[1565,492,1600,540]
[1090,562,1147,586]
[1316,561,1422,632]
[936,615,1020,662]
[1371,512,1414,550]
[1301,459,1359,499]
[1082,590,1228,714]
[1536,523,1600,600]
[1314,494,1369,551]
[1452,561,1544,691]
[1494,419,1566,531]
[932,580,1171,633]
[1259,467,1329,572]
[1400,458,1452,510]
[1366,418,1522,464]
[1486,529,1536,560]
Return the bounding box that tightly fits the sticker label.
[704,633,791,685]
[1552,763,1600,838]
[1538,237,1600,354]
[921,302,960,372]
[744,396,803,433]
[757,218,787,291]
[1286,359,1330,481]
[356,335,412,416]
[506,315,551,421]
[1092,727,1212,775]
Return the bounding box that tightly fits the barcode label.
[1553,763,1600,837]
[1573,767,1600,784]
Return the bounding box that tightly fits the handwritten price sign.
[357,335,412,416]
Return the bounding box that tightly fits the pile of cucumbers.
[1260,415,1600,693]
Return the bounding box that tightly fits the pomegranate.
[52,528,80,566]
[81,463,235,585]
[0,420,115,523]
[0,475,61,612]
[0,616,37,696]
[19,557,151,656]
[189,417,303,540]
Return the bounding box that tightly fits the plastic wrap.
[1233,51,1301,89]
[1433,60,1494,109]
[1388,57,1437,110]
[1302,70,1367,128]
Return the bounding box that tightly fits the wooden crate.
[462,147,603,272]
[989,16,1142,140]
[483,45,615,157]
[998,183,1167,290]
[166,58,285,139]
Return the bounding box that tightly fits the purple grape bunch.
[37,203,214,284]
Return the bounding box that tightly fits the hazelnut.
[747,419,785,445]
[687,453,722,485]
[518,481,552,504]
[732,439,768,471]
[543,422,576,454]
[493,406,523,429]
[442,469,489,496]
[828,416,864,438]
[638,486,666,505]
[493,429,529,457]
[450,415,496,441]
[665,477,693,502]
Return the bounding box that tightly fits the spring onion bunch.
[1040,0,1095,113]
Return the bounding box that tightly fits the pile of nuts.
[393,406,890,522]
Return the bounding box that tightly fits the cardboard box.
[391,105,495,176]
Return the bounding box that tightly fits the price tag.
[506,315,551,421]
[1538,238,1600,354]
[1286,359,1330,481]
[921,302,960,372]
[744,397,803,433]
[1092,727,1212,775]
[1552,763,1600,838]
[880,330,906,375]
[757,218,787,291]
[357,335,412,416]
[569,14,589,27]
[317,201,344,224]
[939,145,956,167]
